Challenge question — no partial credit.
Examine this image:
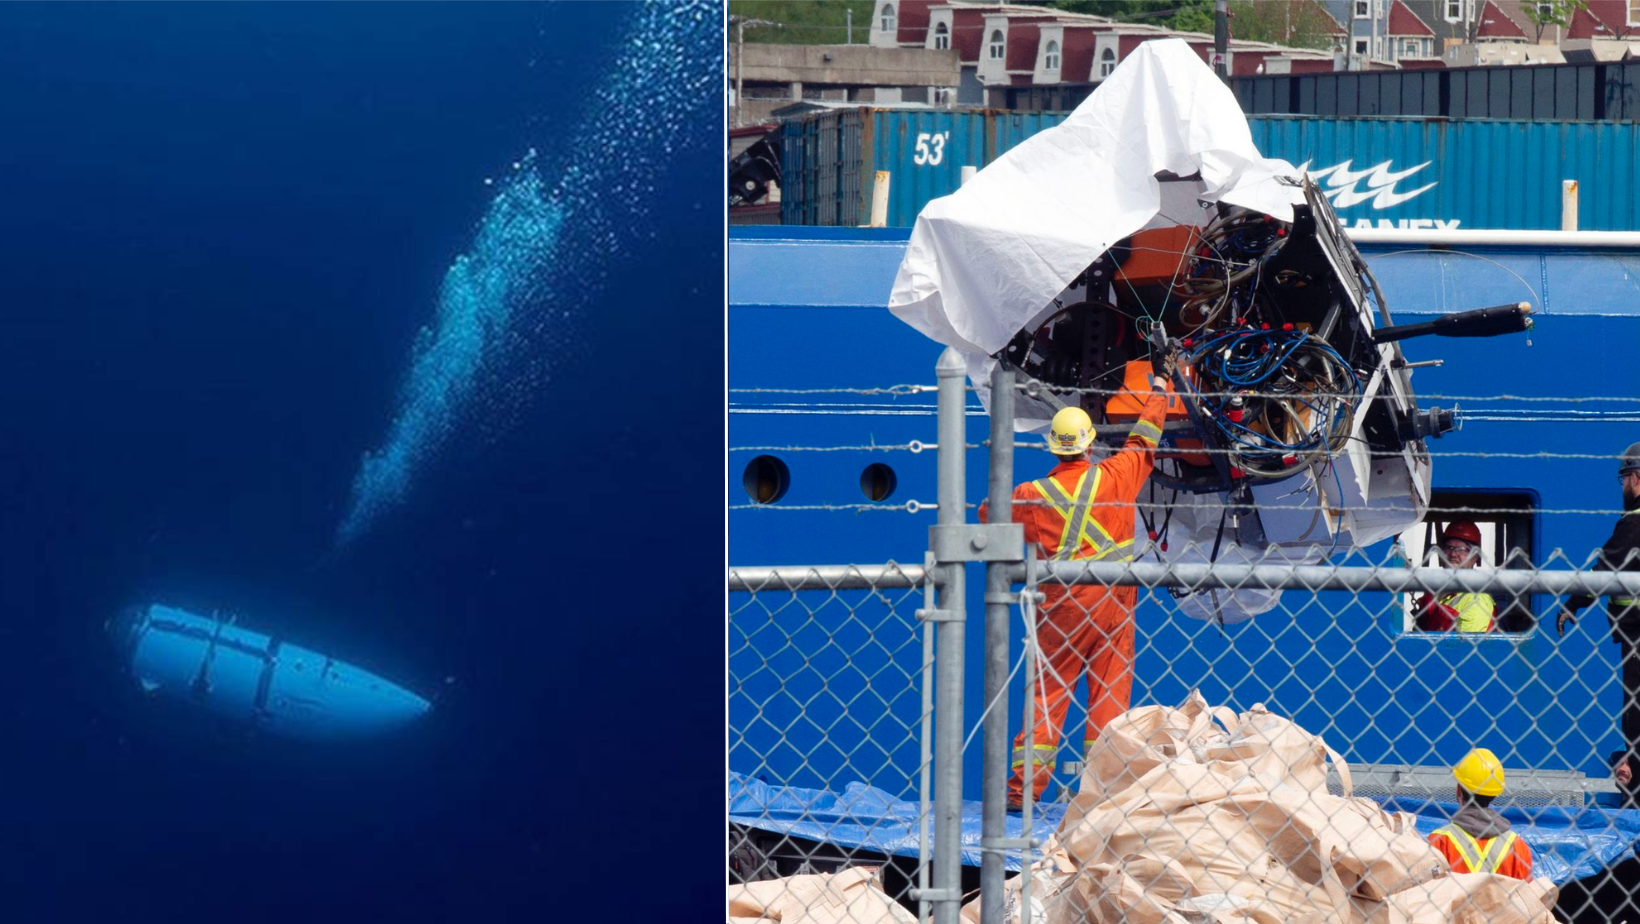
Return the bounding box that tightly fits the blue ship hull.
[729,226,1640,804]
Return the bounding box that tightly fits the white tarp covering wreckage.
[888,40,1532,623]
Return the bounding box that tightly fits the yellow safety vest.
[1438,592,1495,633]
[1431,825,1519,874]
[1031,470,1133,564]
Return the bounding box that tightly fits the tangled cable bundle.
[1179,327,1360,478]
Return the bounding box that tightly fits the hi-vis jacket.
[1429,820,1533,880]
[1002,393,1169,565]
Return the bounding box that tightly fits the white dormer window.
[1044,40,1060,70]
[1401,38,1417,57]
[1446,0,1462,21]
[1630,0,1640,28]
[1099,47,1116,77]
[933,22,950,50]
[881,4,896,33]
[989,29,1005,60]
[1355,0,1370,17]
[1535,1,1552,17]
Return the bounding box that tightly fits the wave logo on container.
[1296,159,1460,229]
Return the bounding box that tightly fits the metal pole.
[979,363,1014,924]
[1010,559,1640,598]
[1562,179,1579,232]
[729,563,927,592]
[870,171,892,228]
[1018,554,1039,924]
[918,558,937,924]
[846,7,853,44]
[932,346,968,924]
[1214,0,1229,79]
[735,17,745,128]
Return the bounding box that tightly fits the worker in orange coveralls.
[981,347,1173,812]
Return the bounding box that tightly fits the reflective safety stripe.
[1130,418,1162,447]
[1033,470,1122,562]
[1011,743,1057,769]
[1615,598,1638,607]
[1433,826,1517,873]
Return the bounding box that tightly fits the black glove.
[1151,343,1177,381]
[1148,325,1177,381]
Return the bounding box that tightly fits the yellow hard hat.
[1453,748,1506,797]
[1048,407,1095,456]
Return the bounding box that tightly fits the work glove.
[1556,606,1578,637]
[1413,593,1434,615]
[1150,341,1178,382]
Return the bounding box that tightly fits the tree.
[1520,0,1586,42]
[1225,0,1343,50]
[1044,1,1215,32]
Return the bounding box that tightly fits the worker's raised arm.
[1097,375,1170,505]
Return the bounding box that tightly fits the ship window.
[742,455,791,505]
[1397,491,1538,636]
[860,463,898,502]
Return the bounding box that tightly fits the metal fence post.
[980,363,1015,924]
[931,347,968,924]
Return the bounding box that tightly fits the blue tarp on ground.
[728,772,1640,884]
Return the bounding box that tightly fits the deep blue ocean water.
[0,3,723,917]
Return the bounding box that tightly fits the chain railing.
[728,348,1640,924]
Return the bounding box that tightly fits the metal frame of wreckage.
[728,226,1640,924]
[730,356,1640,924]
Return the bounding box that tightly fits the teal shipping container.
[781,109,1640,232]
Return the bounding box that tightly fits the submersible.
[109,604,429,739]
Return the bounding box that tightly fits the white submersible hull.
[109,603,430,740]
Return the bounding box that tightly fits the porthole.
[860,462,898,502]
[742,455,791,505]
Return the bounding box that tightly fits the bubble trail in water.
[333,1,721,549]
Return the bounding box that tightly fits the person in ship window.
[1415,520,1496,633]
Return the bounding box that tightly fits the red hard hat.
[1444,521,1482,547]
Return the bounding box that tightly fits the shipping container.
[781,109,1640,231]
[1232,61,1640,122]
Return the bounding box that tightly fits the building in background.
[874,0,1336,109]
[729,41,961,126]
[1323,0,1640,69]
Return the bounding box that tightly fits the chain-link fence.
[728,351,1640,924]
[728,564,934,916]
